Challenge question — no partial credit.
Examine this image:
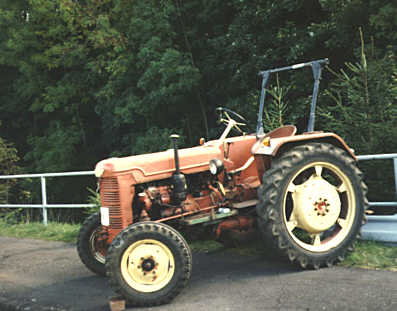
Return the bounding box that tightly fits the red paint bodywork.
[96,125,355,242]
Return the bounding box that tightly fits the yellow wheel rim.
[283,162,356,253]
[120,239,175,293]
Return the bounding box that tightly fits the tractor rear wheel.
[77,213,107,276]
[106,222,192,307]
[257,143,368,269]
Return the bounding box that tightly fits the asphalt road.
[0,237,396,311]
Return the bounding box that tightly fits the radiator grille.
[100,177,122,229]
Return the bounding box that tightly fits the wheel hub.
[292,176,341,233]
[141,257,155,272]
[121,239,175,293]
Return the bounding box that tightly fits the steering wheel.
[216,107,248,134]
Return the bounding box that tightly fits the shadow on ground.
[0,237,396,311]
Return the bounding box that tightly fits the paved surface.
[0,237,396,311]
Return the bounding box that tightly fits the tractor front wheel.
[257,143,368,269]
[106,222,192,307]
[77,213,107,276]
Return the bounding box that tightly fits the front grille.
[100,177,122,229]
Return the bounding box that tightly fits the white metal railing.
[0,153,396,226]
[0,171,96,225]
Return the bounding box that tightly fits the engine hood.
[95,144,222,184]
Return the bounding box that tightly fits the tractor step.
[182,209,238,225]
[232,199,259,209]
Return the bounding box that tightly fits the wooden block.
[109,296,126,311]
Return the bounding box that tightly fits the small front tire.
[106,222,192,307]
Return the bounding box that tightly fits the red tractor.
[77,59,367,307]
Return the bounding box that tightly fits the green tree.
[1,0,396,220]
[319,30,397,204]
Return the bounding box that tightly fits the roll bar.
[256,58,329,138]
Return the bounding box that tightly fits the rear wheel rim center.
[292,176,341,233]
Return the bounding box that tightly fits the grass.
[0,220,396,271]
[341,240,397,271]
[0,220,80,243]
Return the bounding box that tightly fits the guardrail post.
[40,176,48,226]
[393,158,397,199]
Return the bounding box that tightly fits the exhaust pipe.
[170,135,187,203]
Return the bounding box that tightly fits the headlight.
[94,164,105,177]
[209,159,224,175]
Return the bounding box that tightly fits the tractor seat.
[265,125,297,138]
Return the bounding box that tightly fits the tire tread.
[106,222,192,307]
[256,143,368,269]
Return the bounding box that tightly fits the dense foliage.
[320,30,397,203]
[0,0,396,219]
[0,126,20,204]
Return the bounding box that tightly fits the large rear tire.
[77,213,107,276]
[106,222,192,307]
[257,143,368,269]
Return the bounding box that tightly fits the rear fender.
[252,132,356,160]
